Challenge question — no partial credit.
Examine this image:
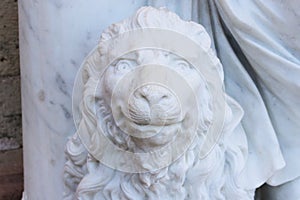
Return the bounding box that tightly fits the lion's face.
[99,49,211,150]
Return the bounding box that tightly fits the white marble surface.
[20,0,300,199]
[19,1,147,199]
[215,0,300,186]
[169,0,299,193]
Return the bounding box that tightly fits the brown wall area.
[0,0,23,199]
[0,0,21,150]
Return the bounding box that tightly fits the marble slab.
[19,1,147,199]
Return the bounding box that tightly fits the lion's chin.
[129,122,182,152]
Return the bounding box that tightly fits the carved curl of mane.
[64,7,255,200]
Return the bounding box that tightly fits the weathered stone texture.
[0,149,23,200]
[0,0,19,76]
[0,77,22,150]
[0,0,22,151]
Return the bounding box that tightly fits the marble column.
[19,1,147,199]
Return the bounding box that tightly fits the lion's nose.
[134,84,172,106]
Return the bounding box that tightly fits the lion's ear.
[82,67,90,85]
[81,46,103,86]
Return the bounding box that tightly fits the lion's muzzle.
[128,84,181,126]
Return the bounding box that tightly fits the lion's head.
[98,48,212,152]
[64,7,254,200]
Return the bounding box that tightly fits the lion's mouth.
[126,109,183,127]
[131,119,183,128]
[114,107,184,137]
[126,105,182,126]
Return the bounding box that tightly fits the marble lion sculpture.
[64,7,254,200]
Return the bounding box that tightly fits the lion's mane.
[64,7,254,200]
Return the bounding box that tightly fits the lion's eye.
[115,60,133,73]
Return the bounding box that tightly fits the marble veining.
[20,1,147,200]
[20,0,300,199]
